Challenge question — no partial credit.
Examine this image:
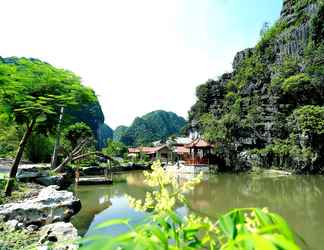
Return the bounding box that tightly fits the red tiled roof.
[184,138,212,148]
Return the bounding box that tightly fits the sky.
[0,0,283,129]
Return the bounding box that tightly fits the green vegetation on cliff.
[189,0,324,173]
[115,110,187,146]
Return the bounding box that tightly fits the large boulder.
[0,186,81,226]
[16,164,51,181]
[35,173,73,190]
[16,164,73,189]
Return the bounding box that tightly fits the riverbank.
[0,184,81,249]
[0,161,82,249]
[0,159,150,249]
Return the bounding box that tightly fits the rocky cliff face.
[190,0,324,173]
[66,102,113,149]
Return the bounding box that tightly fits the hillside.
[189,0,324,173]
[115,110,187,146]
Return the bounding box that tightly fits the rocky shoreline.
[0,161,82,249]
[0,160,150,249]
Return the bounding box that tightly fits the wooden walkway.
[76,177,113,185]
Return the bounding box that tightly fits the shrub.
[282,73,311,93]
[293,105,324,135]
[256,21,287,49]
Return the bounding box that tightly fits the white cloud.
[0,0,244,129]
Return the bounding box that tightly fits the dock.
[76,177,113,185]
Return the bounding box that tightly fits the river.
[71,171,324,250]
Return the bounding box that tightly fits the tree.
[54,122,115,173]
[0,58,96,196]
[102,139,127,158]
[64,122,93,149]
[260,21,270,37]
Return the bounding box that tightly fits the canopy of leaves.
[102,139,127,158]
[64,122,93,148]
[0,57,97,135]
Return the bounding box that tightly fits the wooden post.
[75,160,80,184]
[51,106,64,169]
[109,159,112,181]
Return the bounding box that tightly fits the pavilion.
[184,138,213,165]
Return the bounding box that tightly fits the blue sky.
[0,0,283,129]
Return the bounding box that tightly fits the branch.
[72,151,113,162]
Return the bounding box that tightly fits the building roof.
[167,137,192,146]
[128,145,170,155]
[184,138,212,148]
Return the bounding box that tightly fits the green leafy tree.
[0,58,96,196]
[64,122,93,149]
[102,139,127,158]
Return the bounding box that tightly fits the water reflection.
[71,171,324,250]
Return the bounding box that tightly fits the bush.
[293,105,324,135]
[282,73,311,93]
[256,21,287,49]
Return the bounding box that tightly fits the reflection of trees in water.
[186,174,323,214]
[72,172,324,250]
[72,172,149,235]
[185,174,324,250]
[72,186,113,235]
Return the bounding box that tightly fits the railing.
[184,156,209,165]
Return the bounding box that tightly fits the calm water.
[71,171,324,250]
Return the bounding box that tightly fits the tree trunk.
[5,119,36,196]
[51,106,64,169]
[54,151,113,173]
[54,139,89,173]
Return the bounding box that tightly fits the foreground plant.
[80,161,300,250]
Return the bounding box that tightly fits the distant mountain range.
[114,110,187,146]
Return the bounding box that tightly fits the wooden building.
[128,145,172,162]
[183,138,213,165]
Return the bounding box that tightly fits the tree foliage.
[64,122,93,149]
[0,57,97,195]
[102,139,127,158]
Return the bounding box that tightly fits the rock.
[39,222,79,250]
[17,164,51,181]
[0,186,81,226]
[37,246,49,250]
[35,173,73,190]
[232,48,254,70]
[5,219,19,231]
[81,166,105,176]
[26,224,39,232]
